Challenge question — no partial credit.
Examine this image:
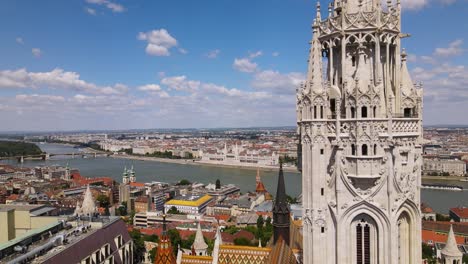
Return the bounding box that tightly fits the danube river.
[3,143,468,214]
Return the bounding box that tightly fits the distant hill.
[0,141,43,157]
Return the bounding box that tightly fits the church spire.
[212,225,223,264]
[192,222,208,256]
[272,161,290,246]
[441,225,463,260]
[80,185,96,217]
[154,214,176,264]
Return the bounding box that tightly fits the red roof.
[450,207,468,218]
[422,229,465,245]
[130,182,145,188]
[6,194,18,201]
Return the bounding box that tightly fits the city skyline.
[0,0,467,132]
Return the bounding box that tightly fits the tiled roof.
[165,194,213,207]
[450,207,468,218]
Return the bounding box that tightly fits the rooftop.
[165,194,213,207]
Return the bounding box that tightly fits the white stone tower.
[296,0,423,263]
[441,225,463,264]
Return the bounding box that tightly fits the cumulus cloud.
[0,68,127,95]
[206,49,220,59]
[32,48,42,58]
[272,52,280,57]
[138,29,178,56]
[85,0,125,13]
[161,75,200,92]
[16,37,24,45]
[178,48,188,54]
[233,58,258,73]
[434,39,464,57]
[252,70,305,94]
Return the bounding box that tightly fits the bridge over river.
[0,151,110,163]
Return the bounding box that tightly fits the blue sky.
[0,0,466,131]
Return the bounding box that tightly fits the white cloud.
[400,0,428,10]
[138,29,178,56]
[233,58,258,73]
[206,49,220,59]
[138,84,161,92]
[434,39,464,57]
[85,0,125,13]
[161,75,200,92]
[178,48,188,54]
[272,52,280,57]
[16,37,24,45]
[248,50,263,59]
[0,68,127,95]
[16,94,65,103]
[252,70,305,94]
[32,48,42,58]
[85,7,97,15]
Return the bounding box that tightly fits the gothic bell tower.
[296,0,423,263]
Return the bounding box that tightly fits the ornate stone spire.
[81,185,97,216]
[272,162,290,246]
[154,214,177,264]
[193,222,208,256]
[129,165,136,183]
[400,48,416,96]
[212,225,223,264]
[441,225,463,258]
[307,18,324,94]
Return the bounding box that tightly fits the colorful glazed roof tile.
[165,194,213,207]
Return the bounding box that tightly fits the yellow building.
[165,194,213,214]
[0,204,58,243]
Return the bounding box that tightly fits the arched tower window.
[362,145,368,156]
[353,214,377,264]
[373,106,377,118]
[352,56,356,67]
[313,106,317,119]
[320,105,324,119]
[361,106,368,118]
[373,144,377,155]
[351,144,356,156]
[351,107,356,118]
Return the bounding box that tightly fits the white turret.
[192,222,208,256]
[441,225,463,264]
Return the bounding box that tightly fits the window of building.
[354,215,377,264]
[320,149,324,155]
[314,106,317,119]
[351,107,356,118]
[352,56,356,67]
[361,106,368,118]
[373,144,377,155]
[321,188,324,196]
[373,106,377,117]
[404,108,412,118]
[362,145,368,156]
[351,144,356,156]
[320,106,324,119]
[330,99,336,118]
[321,226,325,233]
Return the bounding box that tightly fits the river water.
[2,143,467,214]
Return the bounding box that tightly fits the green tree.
[167,206,185,215]
[168,229,182,256]
[436,213,451,221]
[234,237,252,246]
[96,194,110,208]
[177,179,191,185]
[216,179,221,189]
[421,243,437,264]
